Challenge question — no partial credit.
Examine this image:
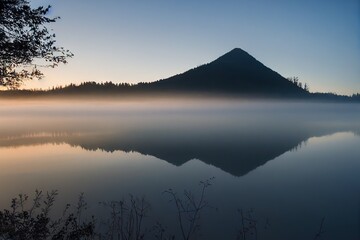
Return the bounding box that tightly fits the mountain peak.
[225,48,251,56]
[211,48,258,66]
[228,47,248,54]
[148,47,308,97]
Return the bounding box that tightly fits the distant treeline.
[310,92,360,102]
[0,81,359,102]
[0,81,153,97]
[286,77,309,92]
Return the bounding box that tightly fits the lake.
[0,99,359,240]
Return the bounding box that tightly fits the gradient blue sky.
[27,0,360,95]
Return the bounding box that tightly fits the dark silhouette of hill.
[0,48,358,101]
[139,48,308,97]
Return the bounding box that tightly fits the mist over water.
[0,98,359,240]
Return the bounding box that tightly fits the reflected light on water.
[0,100,359,239]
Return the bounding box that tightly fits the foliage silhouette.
[99,195,150,240]
[0,184,331,240]
[313,217,325,240]
[163,178,214,240]
[0,190,94,240]
[236,209,262,240]
[287,77,309,92]
[0,0,73,88]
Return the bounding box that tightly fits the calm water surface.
[0,100,359,240]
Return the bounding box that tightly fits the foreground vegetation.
[0,180,325,240]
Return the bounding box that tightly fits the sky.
[26,0,360,95]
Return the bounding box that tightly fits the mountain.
[140,48,308,97]
[1,47,358,100]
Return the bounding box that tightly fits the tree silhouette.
[287,77,310,92]
[304,83,309,92]
[0,0,73,88]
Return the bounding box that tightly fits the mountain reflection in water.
[1,101,359,176]
[0,100,359,240]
